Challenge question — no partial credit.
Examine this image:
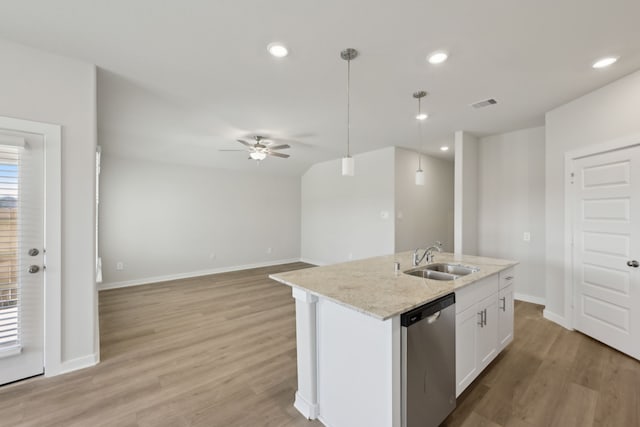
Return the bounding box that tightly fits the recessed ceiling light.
[428,51,448,65]
[440,146,449,151]
[267,43,289,58]
[416,113,428,120]
[592,56,618,69]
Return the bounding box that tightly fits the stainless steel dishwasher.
[401,293,456,427]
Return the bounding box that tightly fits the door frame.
[0,116,62,377]
[563,133,640,330]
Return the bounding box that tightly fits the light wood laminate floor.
[1,262,639,426]
[443,300,640,427]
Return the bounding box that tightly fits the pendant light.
[413,91,427,185]
[341,48,358,176]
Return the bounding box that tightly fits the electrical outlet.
[209,253,216,260]
[116,261,124,271]
[266,247,272,254]
[523,232,531,242]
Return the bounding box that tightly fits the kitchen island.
[270,251,517,427]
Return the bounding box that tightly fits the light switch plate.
[523,232,531,242]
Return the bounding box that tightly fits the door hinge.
[570,172,575,184]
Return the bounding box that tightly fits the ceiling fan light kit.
[341,47,358,176]
[221,135,290,162]
[413,91,427,186]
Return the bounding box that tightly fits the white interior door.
[572,144,640,360]
[0,130,45,385]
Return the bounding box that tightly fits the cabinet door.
[477,294,498,371]
[498,284,514,350]
[455,305,480,397]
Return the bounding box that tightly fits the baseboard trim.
[299,258,326,267]
[98,258,302,291]
[543,309,573,330]
[294,391,320,420]
[514,293,546,306]
[48,353,99,377]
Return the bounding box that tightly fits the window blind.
[0,143,21,349]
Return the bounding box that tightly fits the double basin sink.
[404,263,479,281]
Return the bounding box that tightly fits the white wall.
[99,155,301,286]
[454,131,479,255]
[301,147,395,265]
[545,69,640,320]
[478,127,546,303]
[0,39,97,364]
[394,147,454,252]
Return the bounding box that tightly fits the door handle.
[28,248,40,256]
[627,260,639,268]
[28,265,40,274]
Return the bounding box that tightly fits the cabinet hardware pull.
[500,297,506,312]
[504,276,514,281]
[478,312,484,327]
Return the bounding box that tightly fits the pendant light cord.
[417,97,422,170]
[347,58,351,157]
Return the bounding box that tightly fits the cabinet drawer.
[499,267,515,289]
[455,274,499,314]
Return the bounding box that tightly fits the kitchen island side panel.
[316,297,401,427]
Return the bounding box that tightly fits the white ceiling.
[1,0,639,175]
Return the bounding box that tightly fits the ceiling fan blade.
[237,139,253,147]
[219,149,247,152]
[266,144,290,150]
[268,152,290,158]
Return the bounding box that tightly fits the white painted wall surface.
[99,155,301,286]
[301,147,395,265]
[0,39,97,364]
[545,70,640,320]
[394,147,454,253]
[478,127,546,303]
[454,131,479,255]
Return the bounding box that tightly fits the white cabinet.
[455,269,515,397]
[477,294,498,371]
[498,284,514,351]
[455,305,479,394]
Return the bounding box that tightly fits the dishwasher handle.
[426,311,441,324]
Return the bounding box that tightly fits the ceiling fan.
[220,135,290,161]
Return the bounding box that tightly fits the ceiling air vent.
[470,98,498,109]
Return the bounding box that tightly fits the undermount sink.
[404,263,479,281]
[423,263,479,276]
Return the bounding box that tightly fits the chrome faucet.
[412,241,443,266]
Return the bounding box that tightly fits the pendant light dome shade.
[415,168,425,185]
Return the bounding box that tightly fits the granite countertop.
[269,252,518,320]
